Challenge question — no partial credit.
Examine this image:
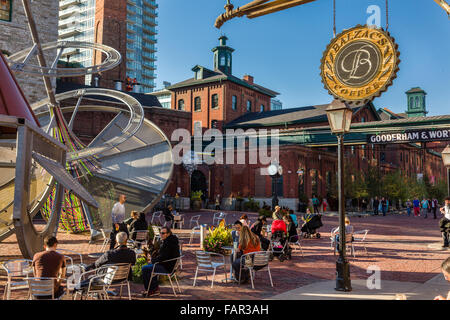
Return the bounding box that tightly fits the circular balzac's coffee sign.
[320,25,400,105]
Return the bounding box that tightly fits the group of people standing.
[405,197,440,219]
[372,197,389,216]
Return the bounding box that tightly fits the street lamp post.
[442,145,450,197]
[182,151,200,207]
[326,99,353,292]
[268,162,283,210]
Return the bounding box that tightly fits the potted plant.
[203,220,232,255]
[191,190,203,210]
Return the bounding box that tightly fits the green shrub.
[243,197,260,212]
[132,256,148,284]
[203,221,232,254]
[191,191,203,201]
[258,208,272,218]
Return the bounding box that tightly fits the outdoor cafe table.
[221,245,237,282]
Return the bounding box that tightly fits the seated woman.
[251,216,270,251]
[240,214,250,227]
[334,217,354,250]
[283,215,298,242]
[129,211,148,240]
[232,226,261,284]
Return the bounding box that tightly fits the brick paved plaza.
[0,210,448,300]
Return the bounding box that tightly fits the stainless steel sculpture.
[0,0,174,258]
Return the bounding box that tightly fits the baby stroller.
[301,213,323,238]
[269,230,292,262]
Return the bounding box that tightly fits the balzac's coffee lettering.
[320,25,400,105]
[368,129,450,144]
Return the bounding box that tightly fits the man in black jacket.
[141,227,180,296]
[85,232,136,279]
[251,216,270,251]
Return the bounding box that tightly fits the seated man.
[32,236,67,299]
[141,227,180,296]
[85,232,136,280]
[434,257,450,300]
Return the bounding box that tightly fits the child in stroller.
[301,209,323,238]
[269,218,292,261]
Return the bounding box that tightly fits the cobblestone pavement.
[0,210,448,300]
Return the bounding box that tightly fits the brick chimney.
[243,75,254,84]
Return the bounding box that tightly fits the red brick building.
[167,36,279,134]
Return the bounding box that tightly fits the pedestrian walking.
[413,197,420,217]
[312,195,320,214]
[381,197,387,216]
[405,199,412,217]
[431,198,438,219]
[439,197,450,249]
[373,197,379,216]
[421,198,429,219]
[110,194,129,250]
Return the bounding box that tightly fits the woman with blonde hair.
[233,226,261,283]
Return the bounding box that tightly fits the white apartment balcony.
[59,0,82,10]
[58,26,83,39]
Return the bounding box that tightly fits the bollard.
[200,224,207,250]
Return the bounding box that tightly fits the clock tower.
[405,87,428,117]
[212,36,234,75]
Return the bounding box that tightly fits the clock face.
[268,164,277,176]
[278,166,283,175]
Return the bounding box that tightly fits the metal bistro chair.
[104,263,132,300]
[238,251,273,290]
[151,211,163,225]
[189,215,201,228]
[27,277,67,300]
[173,214,185,229]
[99,228,112,252]
[189,225,201,245]
[72,265,118,300]
[152,225,161,243]
[2,259,33,300]
[331,227,355,258]
[193,251,227,288]
[147,256,183,297]
[57,249,86,276]
[129,230,149,250]
[353,229,370,255]
[212,212,227,226]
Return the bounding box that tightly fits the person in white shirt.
[439,196,450,248]
[110,194,128,249]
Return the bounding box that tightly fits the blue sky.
[156,0,449,116]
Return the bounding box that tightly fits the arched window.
[232,95,237,110]
[211,94,219,109]
[220,55,226,66]
[260,104,265,112]
[415,96,420,108]
[246,100,252,112]
[0,0,12,22]
[178,99,185,111]
[194,97,201,111]
[410,97,414,108]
